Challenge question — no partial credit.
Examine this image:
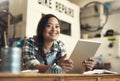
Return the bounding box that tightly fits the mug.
[1,47,21,73]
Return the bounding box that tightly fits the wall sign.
[38,0,74,17]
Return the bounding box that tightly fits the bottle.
[98,54,104,67]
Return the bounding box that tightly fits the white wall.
[101,13,120,36]
[99,13,120,73]
[89,36,120,73]
[26,0,80,57]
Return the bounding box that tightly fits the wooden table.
[0,73,120,81]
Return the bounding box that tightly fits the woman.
[23,14,95,73]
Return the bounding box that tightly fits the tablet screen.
[69,39,101,74]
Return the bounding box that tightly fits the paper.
[83,69,118,74]
[21,69,39,73]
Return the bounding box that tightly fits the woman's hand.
[58,54,73,72]
[82,57,96,71]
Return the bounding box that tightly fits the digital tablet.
[69,39,101,74]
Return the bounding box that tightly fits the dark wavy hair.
[36,14,60,45]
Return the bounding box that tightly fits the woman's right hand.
[58,54,73,72]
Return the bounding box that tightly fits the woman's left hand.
[82,57,96,71]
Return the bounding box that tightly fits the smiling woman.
[22,14,74,73]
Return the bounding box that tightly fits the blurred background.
[0,0,120,73]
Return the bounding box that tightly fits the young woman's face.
[43,17,60,41]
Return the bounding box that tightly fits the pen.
[4,31,8,48]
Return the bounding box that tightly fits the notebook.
[69,39,101,74]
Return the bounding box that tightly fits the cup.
[82,34,89,39]
[1,47,21,73]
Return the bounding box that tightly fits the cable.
[80,1,109,32]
